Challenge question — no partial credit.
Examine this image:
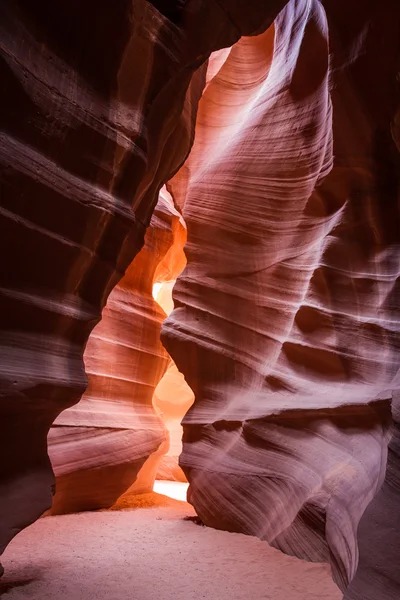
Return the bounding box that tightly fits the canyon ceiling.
[0,1,399,599]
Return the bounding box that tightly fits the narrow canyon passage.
[0,1,399,599]
[46,186,192,515]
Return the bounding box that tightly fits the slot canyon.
[0,1,399,599]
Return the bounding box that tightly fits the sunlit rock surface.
[151,280,195,483]
[1,0,399,598]
[162,0,400,594]
[48,188,186,513]
[0,0,287,561]
[154,360,194,482]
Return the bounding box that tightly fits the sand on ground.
[0,488,341,600]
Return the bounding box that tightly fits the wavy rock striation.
[337,3,400,598]
[48,188,186,513]
[0,0,289,563]
[163,0,400,592]
[151,279,194,483]
[1,0,399,597]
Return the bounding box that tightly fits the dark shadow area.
[0,578,37,596]
[183,515,206,526]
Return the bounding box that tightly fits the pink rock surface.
[162,0,400,594]
[0,0,287,562]
[1,2,399,599]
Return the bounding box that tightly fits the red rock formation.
[163,0,399,594]
[47,188,185,513]
[330,2,400,599]
[0,0,288,566]
[150,278,194,483]
[153,354,194,483]
[1,1,399,597]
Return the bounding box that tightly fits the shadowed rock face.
[0,0,399,598]
[162,0,400,594]
[326,3,400,598]
[0,0,288,564]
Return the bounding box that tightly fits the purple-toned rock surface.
[0,0,286,566]
[1,2,399,599]
[163,0,400,594]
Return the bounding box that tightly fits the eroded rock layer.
[150,280,194,482]
[153,351,194,483]
[162,0,400,592]
[47,188,186,513]
[1,0,399,596]
[0,0,290,562]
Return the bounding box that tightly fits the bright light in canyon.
[153,480,189,502]
[152,282,163,302]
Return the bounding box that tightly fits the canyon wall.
[48,188,186,514]
[1,0,399,597]
[0,0,287,568]
[163,0,400,595]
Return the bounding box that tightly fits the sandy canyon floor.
[0,484,341,600]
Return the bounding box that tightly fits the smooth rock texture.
[162,0,400,593]
[48,188,186,514]
[1,0,399,597]
[0,0,289,563]
[154,359,194,482]
[152,281,194,482]
[330,4,400,598]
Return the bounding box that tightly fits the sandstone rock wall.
[0,0,287,563]
[162,0,400,593]
[48,188,186,513]
[1,1,399,598]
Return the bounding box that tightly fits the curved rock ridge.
[48,187,186,513]
[162,0,399,592]
[151,279,195,483]
[153,349,195,483]
[331,3,400,598]
[0,0,289,562]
